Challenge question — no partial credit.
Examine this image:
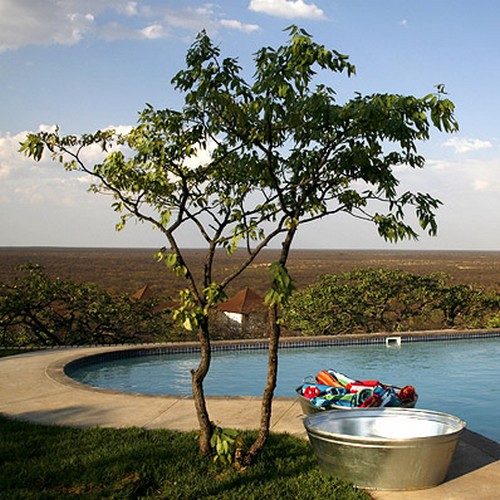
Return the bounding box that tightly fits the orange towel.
[316,370,344,388]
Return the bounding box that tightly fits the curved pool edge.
[0,345,303,435]
[47,343,297,402]
[47,345,296,403]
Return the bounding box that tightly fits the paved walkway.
[1,346,500,499]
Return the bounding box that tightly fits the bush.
[281,268,500,336]
[486,312,500,329]
[0,264,177,347]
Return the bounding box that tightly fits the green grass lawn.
[0,416,370,499]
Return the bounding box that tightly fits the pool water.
[70,337,500,442]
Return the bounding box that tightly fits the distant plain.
[1,247,499,299]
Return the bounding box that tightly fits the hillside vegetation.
[1,248,499,298]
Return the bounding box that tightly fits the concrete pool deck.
[1,346,500,499]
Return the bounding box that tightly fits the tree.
[433,280,500,328]
[0,264,170,346]
[20,26,458,464]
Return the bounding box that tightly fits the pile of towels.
[298,369,417,409]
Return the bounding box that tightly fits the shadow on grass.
[0,415,369,499]
[9,403,500,481]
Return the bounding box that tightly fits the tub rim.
[303,407,467,445]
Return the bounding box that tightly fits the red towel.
[360,394,382,407]
[346,380,381,392]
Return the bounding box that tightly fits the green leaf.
[266,262,295,306]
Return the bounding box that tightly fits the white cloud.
[194,4,217,17]
[473,179,490,192]
[183,140,217,170]
[13,184,45,204]
[219,19,261,33]
[470,165,500,193]
[0,128,76,204]
[99,22,138,42]
[38,124,58,133]
[0,0,97,51]
[426,157,500,194]
[249,0,325,20]
[0,125,134,207]
[57,12,95,44]
[76,125,133,165]
[443,137,493,154]
[140,23,169,40]
[0,1,261,51]
[152,6,261,39]
[157,7,219,34]
[123,1,139,16]
[0,130,29,179]
[424,158,455,171]
[108,125,133,135]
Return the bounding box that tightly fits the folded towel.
[327,369,355,387]
[311,387,373,408]
[316,370,344,388]
[361,393,382,407]
[374,385,402,407]
[346,380,382,393]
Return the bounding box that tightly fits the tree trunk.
[241,303,280,466]
[241,226,296,466]
[191,316,213,455]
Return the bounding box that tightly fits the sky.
[1,0,499,251]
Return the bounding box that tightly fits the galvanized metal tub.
[304,408,466,490]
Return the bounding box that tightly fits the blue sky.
[1,0,499,250]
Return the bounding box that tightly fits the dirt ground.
[1,247,499,299]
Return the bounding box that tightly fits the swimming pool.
[69,336,500,443]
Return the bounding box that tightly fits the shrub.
[0,264,177,346]
[281,268,500,335]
